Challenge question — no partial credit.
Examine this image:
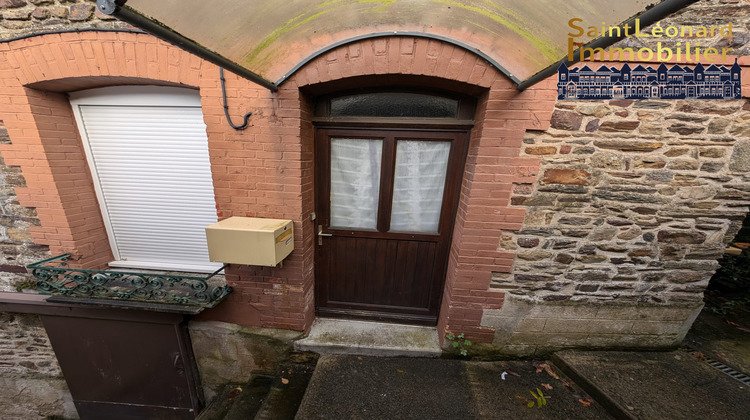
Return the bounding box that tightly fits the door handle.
[318,225,332,245]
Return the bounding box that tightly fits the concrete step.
[294,318,442,357]
[196,351,318,420]
[552,350,750,420]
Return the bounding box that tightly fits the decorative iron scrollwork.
[28,254,232,308]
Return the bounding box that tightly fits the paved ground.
[554,350,750,420]
[684,309,750,376]
[294,349,750,420]
[201,308,750,419]
[296,356,611,419]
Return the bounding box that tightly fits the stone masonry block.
[595,305,648,320]
[631,321,686,336]
[636,304,703,322]
[0,376,75,420]
[68,3,93,21]
[543,318,634,335]
[585,334,630,347]
[508,332,588,346]
[0,0,26,9]
[515,317,546,332]
[529,303,599,319]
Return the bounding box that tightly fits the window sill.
[108,260,224,275]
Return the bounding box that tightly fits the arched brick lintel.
[276,32,520,87]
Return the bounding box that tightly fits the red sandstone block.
[467,62,489,86]
[432,43,454,78]
[479,67,502,87]
[410,39,429,75]
[372,49,388,75]
[326,59,343,81]
[444,49,467,80]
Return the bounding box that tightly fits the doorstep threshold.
[294,318,442,357]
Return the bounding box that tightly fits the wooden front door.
[315,128,467,324]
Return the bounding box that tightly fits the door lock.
[317,225,332,245]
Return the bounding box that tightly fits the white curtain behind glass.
[330,138,382,229]
[390,140,450,232]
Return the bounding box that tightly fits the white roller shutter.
[70,86,221,273]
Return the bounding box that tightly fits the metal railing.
[27,254,232,308]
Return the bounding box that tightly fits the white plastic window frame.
[68,86,221,273]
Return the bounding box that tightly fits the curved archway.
[276,32,517,86]
[284,35,557,338]
[0,31,209,267]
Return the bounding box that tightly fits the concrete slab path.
[295,355,611,419]
[553,350,750,420]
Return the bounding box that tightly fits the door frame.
[313,126,471,324]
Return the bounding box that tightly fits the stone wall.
[481,97,750,354]
[482,295,703,356]
[0,1,109,290]
[616,0,750,57]
[0,120,49,292]
[477,0,750,354]
[499,98,750,303]
[189,321,302,401]
[0,0,131,40]
[0,312,75,419]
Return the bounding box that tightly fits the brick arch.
[284,36,558,341]
[289,36,505,90]
[0,31,210,268]
[3,32,202,87]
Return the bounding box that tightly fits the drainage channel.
[684,347,750,387]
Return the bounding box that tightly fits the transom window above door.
[313,89,476,124]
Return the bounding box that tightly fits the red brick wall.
[0,31,559,340]
[0,32,316,330]
[282,36,558,340]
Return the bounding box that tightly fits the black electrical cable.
[220,68,252,130]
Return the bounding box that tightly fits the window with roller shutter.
[69,86,221,273]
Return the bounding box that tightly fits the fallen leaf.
[727,320,750,333]
[357,356,363,360]
[227,387,242,398]
[543,365,560,380]
[541,383,553,390]
[396,369,406,374]
[506,369,521,377]
[533,361,549,373]
[578,398,591,407]
[281,378,289,385]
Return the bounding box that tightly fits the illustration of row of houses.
[558,59,742,99]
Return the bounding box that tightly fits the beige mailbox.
[205,217,294,266]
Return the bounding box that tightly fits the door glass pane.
[390,140,451,233]
[330,138,382,230]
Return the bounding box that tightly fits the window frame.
[69,86,221,273]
